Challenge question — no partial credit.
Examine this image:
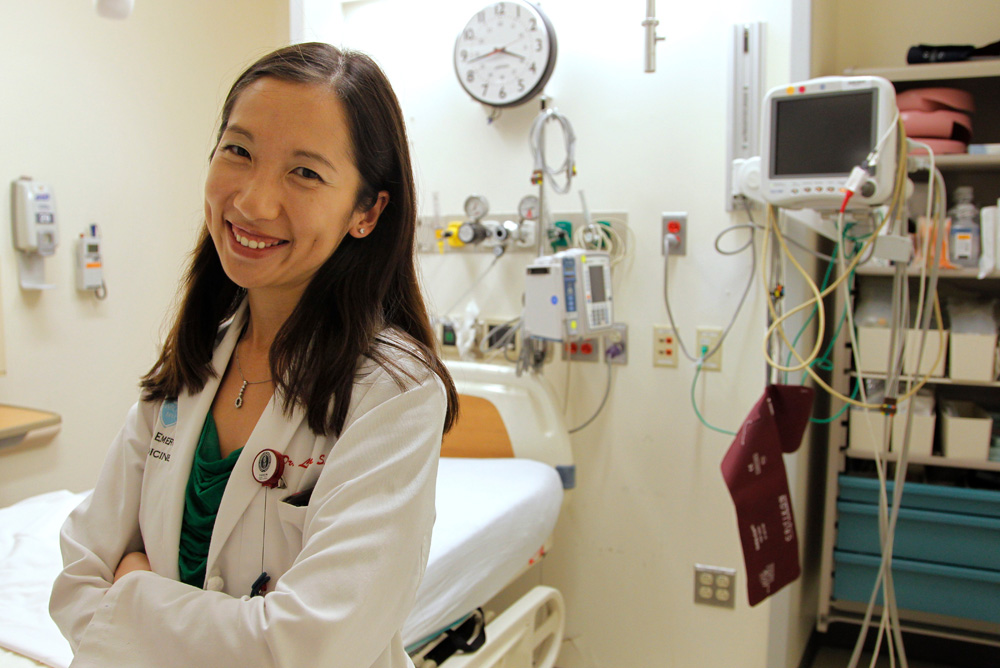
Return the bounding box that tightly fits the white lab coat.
[49,302,446,668]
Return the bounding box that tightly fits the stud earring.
[358,227,366,235]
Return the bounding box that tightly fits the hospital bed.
[0,360,571,668]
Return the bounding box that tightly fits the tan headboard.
[441,394,514,458]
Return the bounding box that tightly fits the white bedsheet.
[0,458,563,667]
[403,457,563,645]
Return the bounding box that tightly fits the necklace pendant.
[235,380,248,409]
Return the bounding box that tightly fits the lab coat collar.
[202,302,309,581]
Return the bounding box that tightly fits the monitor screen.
[771,90,875,177]
[589,265,606,302]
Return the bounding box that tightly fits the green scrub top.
[178,412,243,588]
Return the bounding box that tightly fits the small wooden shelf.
[847,372,1000,388]
[845,60,1000,83]
[911,153,1000,171]
[845,448,1000,472]
[0,404,61,449]
[855,265,1000,278]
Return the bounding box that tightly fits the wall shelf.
[0,404,61,449]
[845,60,1000,83]
[844,448,1000,473]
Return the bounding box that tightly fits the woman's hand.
[114,551,151,583]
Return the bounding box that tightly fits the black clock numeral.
[465,28,475,40]
[494,3,504,15]
[535,38,542,52]
[518,79,525,92]
[460,50,468,62]
[482,84,489,95]
[528,18,537,31]
[467,71,475,83]
[529,61,537,73]
[477,11,485,22]
[499,87,507,100]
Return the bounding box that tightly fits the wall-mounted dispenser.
[11,177,59,290]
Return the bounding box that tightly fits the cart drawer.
[838,474,1000,518]
[833,550,1000,624]
[836,500,1000,571]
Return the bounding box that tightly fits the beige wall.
[304,1,804,666]
[817,0,1000,73]
[0,0,288,505]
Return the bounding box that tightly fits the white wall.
[0,0,288,505]
[300,1,806,666]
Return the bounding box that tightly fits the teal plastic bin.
[835,500,1000,571]
[838,474,1000,518]
[833,550,1000,624]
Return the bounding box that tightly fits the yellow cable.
[762,118,943,409]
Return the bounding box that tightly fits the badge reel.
[251,448,285,488]
[249,449,285,596]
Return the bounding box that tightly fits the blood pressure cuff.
[720,384,814,606]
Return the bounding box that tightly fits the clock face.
[454,1,557,108]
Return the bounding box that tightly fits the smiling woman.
[48,43,458,668]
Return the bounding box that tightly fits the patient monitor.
[759,76,898,211]
[524,249,612,341]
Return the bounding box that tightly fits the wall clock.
[453,1,557,108]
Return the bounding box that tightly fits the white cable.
[662,220,757,364]
[440,249,504,318]
[568,358,613,434]
[848,143,943,668]
[529,107,576,195]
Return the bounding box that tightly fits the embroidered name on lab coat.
[150,401,178,463]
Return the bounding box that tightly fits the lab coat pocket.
[275,500,308,552]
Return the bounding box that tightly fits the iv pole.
[643,0,665,73]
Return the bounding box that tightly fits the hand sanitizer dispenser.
[11,177,59,289]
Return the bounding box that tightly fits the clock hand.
[469,39,526,64]
[468,47,504,63]
[497,47,526,61]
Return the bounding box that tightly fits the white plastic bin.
[948,332,998,382]
[904,329,947,378]
[940,400,993,461]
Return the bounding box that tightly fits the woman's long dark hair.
[141,43,457,436]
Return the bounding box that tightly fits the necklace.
[234,343,271,409]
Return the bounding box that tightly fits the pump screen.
[771,90,875,177]
[589,265,606,302]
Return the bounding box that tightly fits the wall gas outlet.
[694,564,736,608]
[662,212,687,256]
[695,326,723,371]
[603,324,628,365]
[653,326,678,368]
[482,319,521,357]
[563,338,599,362]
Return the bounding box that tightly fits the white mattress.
[0,457,563,667]
[403,457,564,646]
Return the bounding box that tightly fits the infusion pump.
[524,249,613,340]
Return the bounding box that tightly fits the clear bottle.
[948,186,981,267]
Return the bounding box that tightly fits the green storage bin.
[836,500,1000,571]
[839,474,1000,518]
[833,550,1000,624]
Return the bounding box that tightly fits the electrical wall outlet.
[662,212,687,256]
[695,326,723,371]
[562,338,599,362]
[653,325,678,367]
[603,324,628,365]
[694,564,736,608]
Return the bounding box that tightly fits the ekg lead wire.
[847,142,945,668]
